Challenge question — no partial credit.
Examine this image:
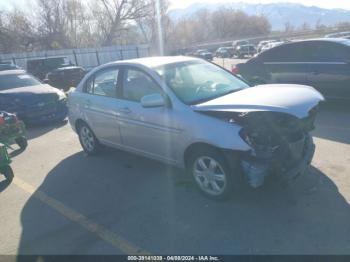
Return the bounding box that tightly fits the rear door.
[81,66,122,146]
[306,42,350,99]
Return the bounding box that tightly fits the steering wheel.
[195,81,215,95]
[195,81,227,95]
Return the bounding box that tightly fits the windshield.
[0,73,41,91]
[155,60,249,104]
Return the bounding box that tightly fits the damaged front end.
[201,106,319,188]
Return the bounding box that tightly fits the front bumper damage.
[240,135,315,188]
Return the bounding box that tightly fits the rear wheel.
[188,148,236,200]
[15,136,28,150]
[1,165,14,182]
[78,123,100,155]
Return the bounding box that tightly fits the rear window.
[0,74,41,91]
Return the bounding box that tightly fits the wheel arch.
[184,142,227,168]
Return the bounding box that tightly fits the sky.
[1,0,350,11]
[169,0,350,10]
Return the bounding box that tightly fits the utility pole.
[155,0,164,56]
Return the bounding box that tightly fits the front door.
[116,67,181,163]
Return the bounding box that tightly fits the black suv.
[27,56,72,80]
[44,66,86,91]
[235,39,350,100]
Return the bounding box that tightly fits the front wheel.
[1,165,14,182]
[188,148,236,200]
[15,137,28,150]
[78,123,100,155]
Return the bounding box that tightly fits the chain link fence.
[0,44,151,70]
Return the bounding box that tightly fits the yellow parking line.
[13,177,150,255]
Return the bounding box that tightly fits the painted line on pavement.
[13,176,150,255]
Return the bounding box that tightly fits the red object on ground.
[0,116,4,126]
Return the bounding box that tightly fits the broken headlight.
[239,127,280,157]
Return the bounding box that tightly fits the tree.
[0,8,36,53]
[284,21,294,33]
[35,0,70,49]
[135,0,171,53]
[92,0,151,46]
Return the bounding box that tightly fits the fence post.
[73,50,78,66]
[95,50,100,65]
[136,47,140,58]
[12,57,16,65]
[120,49,124,60]
[148,46,151,57]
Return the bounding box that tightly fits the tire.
[77,123,100,155]
[188,147,237,200]
[15,137,28,150]
[1,165,14,182]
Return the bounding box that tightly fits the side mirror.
[141,93,166,108]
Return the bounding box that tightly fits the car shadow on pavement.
[0,177,12,192]
[313,102,350,144]
[25,120,68,141]
[17,148,350,255]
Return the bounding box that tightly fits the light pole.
[155,0,164,56]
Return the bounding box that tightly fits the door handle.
[119,107,131,114]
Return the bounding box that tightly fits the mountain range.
[169,2,350,30]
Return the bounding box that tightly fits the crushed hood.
[0,84,60,95]
[192,84,324,119]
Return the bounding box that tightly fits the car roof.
[291,38,350,46]
[104,56,200,68]
[54,66,83,71]
[27,56,68,62]
[0,69,26,76]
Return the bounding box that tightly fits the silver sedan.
[68,56,324,199]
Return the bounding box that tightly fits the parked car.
[0,70,68,124]
[215,47,234,58]
[44,66,86,92]
[234,38,350,100]
[193,49,213,61]
[0,63,21,71]
[257,40,278,53]
[232,40,249,49]
[260,41,285,53]
[235,44,257,58]
[27,56,72,80]
[325,31,350,38]
[68,56,324,199]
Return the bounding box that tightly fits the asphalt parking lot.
[0,103,349,255]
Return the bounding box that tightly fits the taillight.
[231,65,239,74]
